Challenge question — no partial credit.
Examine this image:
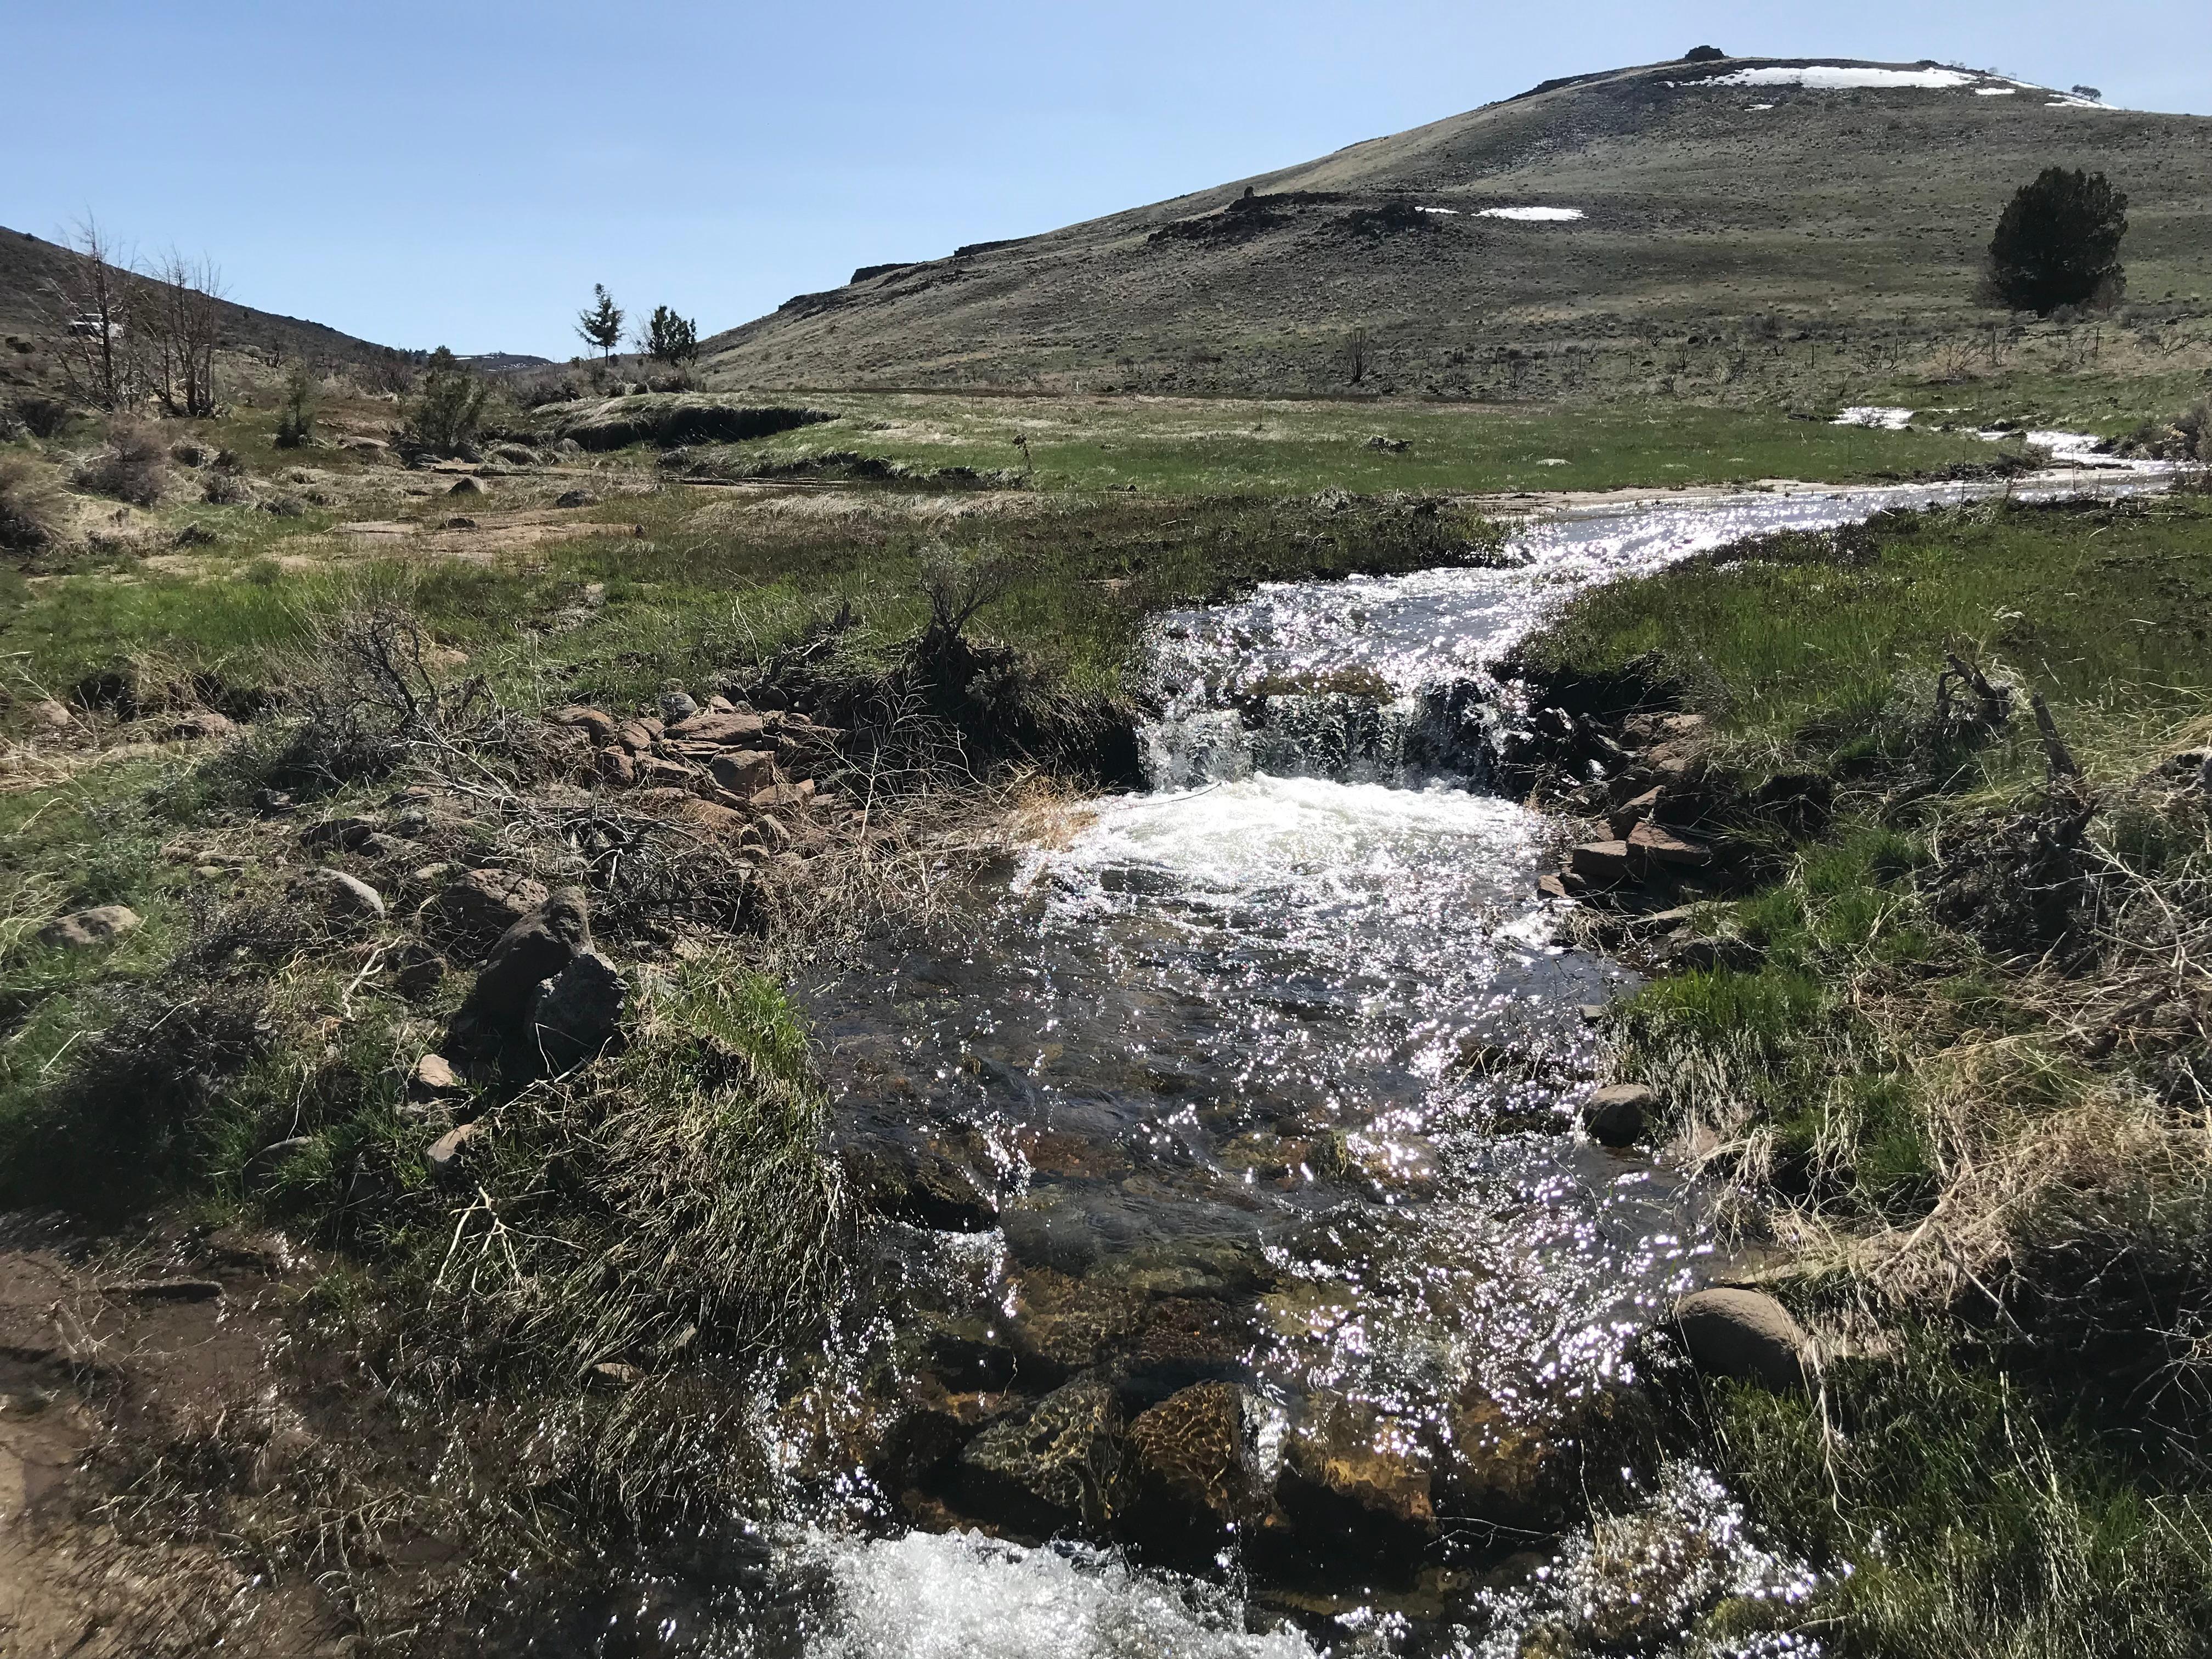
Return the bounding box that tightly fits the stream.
[608,469,2164,1656]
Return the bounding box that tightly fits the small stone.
[1607,786,1667,839]
[590,1361,643,1390]
[958,1375,1125,1533]
[1578,1003,1609,1023]
[1583,1082,1655,1147]
[158,709,236,742]
[595,747,637,788]
[447,475,484,495]
[432,868,552,949]
[658,691,699,723]
[248,1136,318,1178]
[313,869,386,919]
[253,788,295,815]
[37,905,142,949]
[613,716,662,754]
[426,1120,483,1181]
[411,1053,465,1097]
[1673,1288,1809,1391]
[442,514,478,529]
[1536,872,1572,901]
[664,709,767,745]
[25,698,75,734]
[749,778,815,812]
[554,488,599,509]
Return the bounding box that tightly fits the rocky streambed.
[643,471,2171,1656]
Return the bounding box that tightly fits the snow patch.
[1705,65,1977,91]
[1974,86,2017,95]
[1478,206,1585,222]
[1833,406,1915,431]
[1417,206,1461,216]
[1746,102,1775,110]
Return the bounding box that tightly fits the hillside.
[698,55,2212,397]
[0,223,403,374]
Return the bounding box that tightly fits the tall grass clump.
[0,454,71,554]
[71,417,170,506]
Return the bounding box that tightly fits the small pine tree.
[1987,168,2129,314]
[577,284,625,362]
[642,304,699,366]
[274,364,317,448]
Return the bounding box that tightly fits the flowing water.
[625,472,2168,1656]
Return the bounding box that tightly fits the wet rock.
[531,948,625,1066]
[1537,872,1573,901]
[426,1120,483,1182]
[1435,1393,1576,1530]
[312,869,386,920]
[709,750,778,797]
[1673,1288,1809,1391]
[1569,840,1634,886]
[1276,1400,1436,1554]
[1582,1082,1654,1147]
[433,868,552,950]
[37,905,142,949]
[1122,1382,1260,1551]
[868,1379,1022,1491]
[658,691,698,723]
[958,1375,1126,1533]
[844,1138,999,1232]
[462,887,592,1030]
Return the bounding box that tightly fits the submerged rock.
[1122,1381,1261,1555]
[957,1375,1126,1533]
[1275,1398,1436,1555]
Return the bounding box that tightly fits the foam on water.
[804,1531,1318,1659]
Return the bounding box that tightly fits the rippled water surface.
[676,477,2164,1655]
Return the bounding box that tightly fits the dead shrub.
[72,417,170,506]
[0,454,71,554]
[263,604,496,791]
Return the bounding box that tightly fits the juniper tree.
[1987,168,2129,314]
[642,304,698,366]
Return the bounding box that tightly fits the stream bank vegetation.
[1511,487,2212,1655]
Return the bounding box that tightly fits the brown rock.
[410,1053,465,1098]
[549,704,617,743]
[1583,1082,1655,1147]
[1536,872,1572,901]
[25,698,76,735]
[462,886,592,1029]
[1436,1393,1568,1527]
[312,868,386,919]
[447,475,484,495]
[1568,840,1634,885]
[433,868,552,949]
[958,1375,1126,1533]
[1673,1288,1809,1391]
[426,1120,483,1181]
[665,709,768,746]
[708,749,777,797]
[670,798,749,836]
[1277,1400,1435,1551]
[1607,786,1666,839]
[612,717,662,754]
[1628,819,1711,870]
[637,757,698,787]
[595,747,637,788]
[1125,1383,1259,1547]
[749,778,815,812]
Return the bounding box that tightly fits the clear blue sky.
[5,2,2204,358]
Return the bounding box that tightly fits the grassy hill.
[698,55,2212,398]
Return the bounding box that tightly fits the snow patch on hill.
[1479,206,1585,222]
[1705,65,1977,91]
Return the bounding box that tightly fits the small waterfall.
[1143,667,1503,791]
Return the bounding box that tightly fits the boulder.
[1673,1288,1809,1391]
[432,868,552,949]
[1276,1400,1435,1553]
[1123,1383,1259,1551]
[447,475,484,495]
[426,1120,483,1182]
[709,750,777,797]
[553,488,599,509]
[532,948,625,1066]
[1628,819,1711,870]
[658,691,698,723]
[1569,840,1634,886]
[665,709,768,746]
[958,1375,1126,1533]
[1582,1082,1654,1147]
[462,887,592,1029]
[37,905,142,949]
[313,869,386,920]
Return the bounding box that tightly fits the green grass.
[1526,493,2212,763]
[653,392,2016,495]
